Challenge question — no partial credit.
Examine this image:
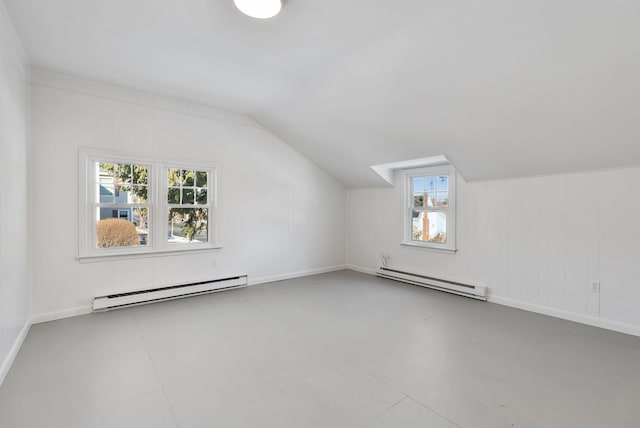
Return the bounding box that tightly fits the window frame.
[78,149,220,260]
[401,165,457,253]
[161,163,217,250]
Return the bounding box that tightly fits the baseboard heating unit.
[93,275,248,311]
[376,266,487,301]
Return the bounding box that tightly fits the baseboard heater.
[93,275,248,311]
[376,266,487,301]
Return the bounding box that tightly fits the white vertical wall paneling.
[564,174,589,315]
[346,189,371,266]
[113,101,154,154]
[599,168,640,326]
[374,187,396,267]
[80,260,114,301]
[346,166,640,336]
[455,172,475,282]
[507,178,539,303]
[537,175,565,310]
[482,181,510,298]
[586,173,600,317]
[471,185,490,290]
[29,71,347,320]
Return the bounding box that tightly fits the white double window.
[79,150,218,258]
[402,165,456,252]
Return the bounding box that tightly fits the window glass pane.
[411,211,447,243]
[128,185,149,204]
[168,208,208,244]
[196,188,208,205]
[114,184,131,202]
[425,176,436,193]
[182,188,195,204]
[412,175,445,207]
[168,188,180,204]
[116,164,132,184]
[96,207,149,248]
[436,175,448,192]
[99,162,114,175]
[133,165,148,184]
[99,182,115,204]
[98,207,118,221]
[99,162,150,192]
[436,192,448,207]
[168,168,181,186]
[182,170,195,186]
[412,177,424,193]
[196,171,208,188]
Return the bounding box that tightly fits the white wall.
[0,3,31,383]
[347,167,640,336]
[29,71,346,321]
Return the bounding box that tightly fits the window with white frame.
[166,167,211,245]
[79,150,218,258]
[95,161,152,249]
[402,165,456,252]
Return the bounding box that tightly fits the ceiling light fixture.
[234,0,282,19]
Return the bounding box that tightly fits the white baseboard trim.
[488,296,640,337]
[31,265,638,337]
[31,305,93,325]
[345,264,376,275]
[249,264,348,286]
[346,264,640,338]
[28,266,348,323]
[0,319,31,387]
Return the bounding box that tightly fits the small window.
[402,166,456,252]
[79,150,218,259]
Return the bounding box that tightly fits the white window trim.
[78,149,221,260]
[401,165,457,253]
[161,161,218,252]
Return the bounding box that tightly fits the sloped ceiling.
[4,0,640,187]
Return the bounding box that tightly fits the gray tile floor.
[2,270,640,427]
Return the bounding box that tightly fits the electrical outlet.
[590,281,600,293]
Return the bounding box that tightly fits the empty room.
[1,0,640,427]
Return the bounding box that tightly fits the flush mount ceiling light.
[234,0,282,19]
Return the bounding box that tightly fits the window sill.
[401,241,457,254]
[77,245,222,263]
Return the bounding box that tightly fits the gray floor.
[1,271,640,428]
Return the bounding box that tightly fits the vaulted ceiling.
[5,0,640,187]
